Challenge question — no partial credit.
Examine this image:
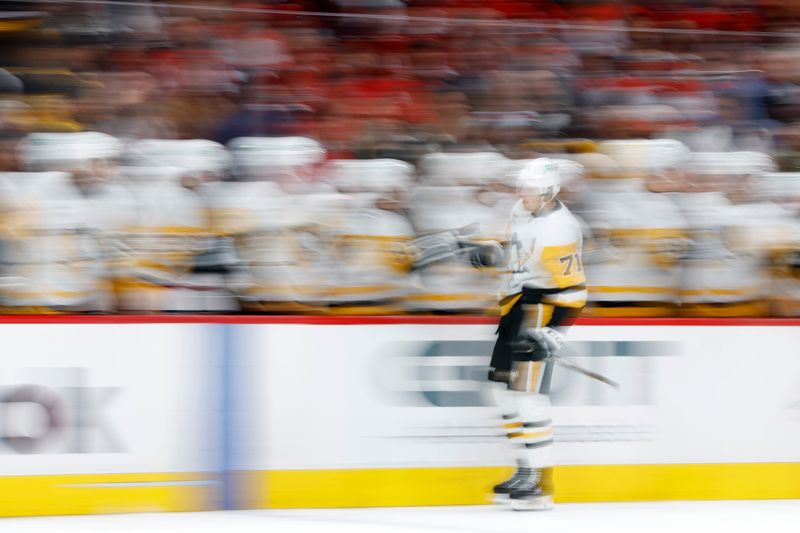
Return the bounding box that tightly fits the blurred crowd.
[1,0,800,316]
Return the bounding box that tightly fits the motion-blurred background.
[1,0,800,317]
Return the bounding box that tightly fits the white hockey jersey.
[206,180,348,310]
[0,172,102,310]
[502,200,587,311]
[578,179,688,312]
[329,201,416,307]
[408,185,506,312]
[406,151,516,312]
[671,192,769,315]
[757,173,800,315]
[114,166,231,312]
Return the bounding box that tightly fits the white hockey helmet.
[418,152,511,186]
[598,139,690,174]
[228,136,326,180]
[506,157,583,188]
[551,158,584,187]
[126,139,231,175]
[516,157,561,199]
[326,158,413,193]
[20,132,122,170]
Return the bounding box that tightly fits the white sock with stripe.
[514,393,554,470]
[491,384,554,471]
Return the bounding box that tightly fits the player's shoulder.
[549,202,582,228]
[539,203,582,242]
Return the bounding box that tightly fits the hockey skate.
[491,467,532,504]
[508,468,554,511]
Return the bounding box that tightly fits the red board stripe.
[0,315,797,326]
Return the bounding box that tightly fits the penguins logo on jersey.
[510,234,533,274]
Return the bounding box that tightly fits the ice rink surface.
[4,501,800,533]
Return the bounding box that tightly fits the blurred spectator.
[430,86,472,141]
[78,72,179,140]
[214,84,308,143]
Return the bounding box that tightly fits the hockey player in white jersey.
[211,136,347,312]
[0,170,99,312]
[10,132,137,312]
[758,172,800,316]
[676,152,777,317]
[409,152,513,313]
[325,158,416,314]
[576,140,690,317]
[119,139,236,312]
[488,158,586,510]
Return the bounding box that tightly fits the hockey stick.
[511,342,619,389]
[550,355,619,389]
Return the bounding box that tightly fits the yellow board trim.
[248,467,513,508]
[0,472,214,517]
[250,463,800,508]
[555,463,800,502]
[7,463,800,515]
